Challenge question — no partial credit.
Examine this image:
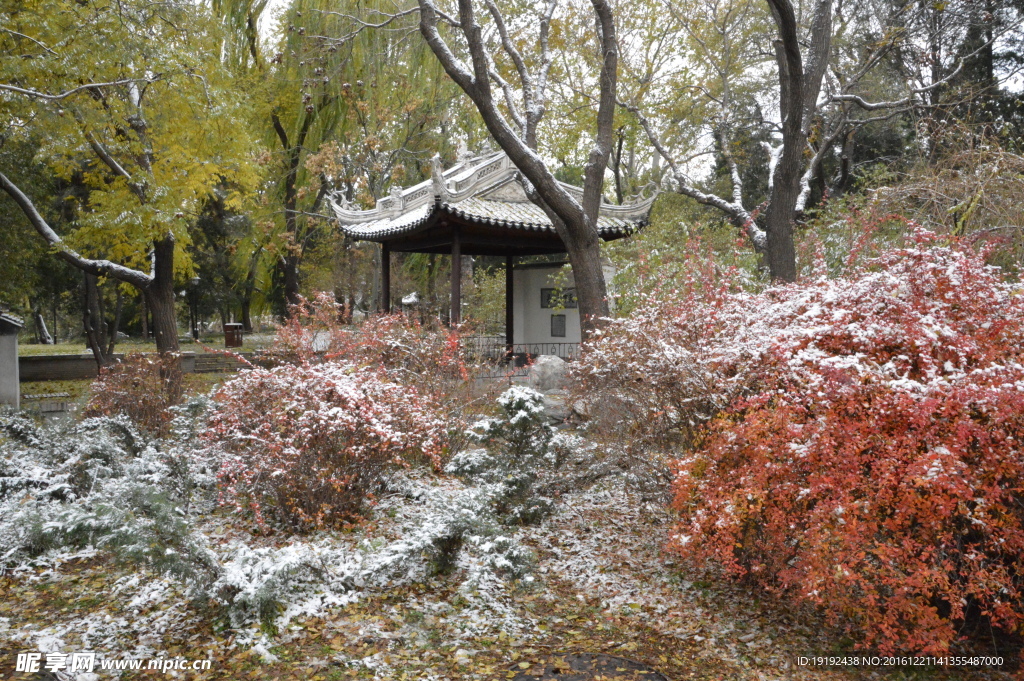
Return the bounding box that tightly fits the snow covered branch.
[0,78,156,101]
[0,171,153,289]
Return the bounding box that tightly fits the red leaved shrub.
[84,353,184,435]
[582,229,1024,654]
[269,292,470,400]
[204,361,446,532]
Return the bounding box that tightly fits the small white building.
[329,151,653,356]
[0,312,24,409]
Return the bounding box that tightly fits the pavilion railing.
[464,335,582,377]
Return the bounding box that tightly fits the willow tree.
[0,0,258,355]
[234,0,463,310]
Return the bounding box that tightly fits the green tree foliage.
[0,0,260,352]
[237,0,465,311]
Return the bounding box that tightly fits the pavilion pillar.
[380,243,391,314]
[505,256,514,355]
[450,228,461,325]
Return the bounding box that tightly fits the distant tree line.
[1,0,1021,364]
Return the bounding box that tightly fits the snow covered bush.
[267,293,487,455]
[0,411,218,586]
[204,476,534,633]
[594,230,1024,654]
[373,479,534,579]
[572,247,750,458]
[83,352,185,435]
[446,387,561,524]
[1,404,533,635]
[270,292,469,391]
[204,361,447,532]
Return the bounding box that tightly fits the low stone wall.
[19,353,201,382]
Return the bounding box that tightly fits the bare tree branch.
[0,79,155,101]
[622,99,761,244]
[715,127,746,209]
[1,28,57,55]
[580,0,619,228]
[68,108,149,202]
[0,170,152,289]
[483,0,532,100]
[416,0,618,330]
[417,0,581,224]
[488,66,526,133]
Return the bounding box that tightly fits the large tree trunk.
[551,214,610,335]
[107,285,123,357]
[145,235,181,355]
[282,252,301,310]
[272,112,314,312]
[763,170,800,282]
[140,291,150,340]
[83,273,114,368]
[763,0,831,283]
[565,237,609,334]
[240,298,253,333]
[239,244,262,333]
[30,298,53,344]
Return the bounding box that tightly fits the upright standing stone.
[0,312,24,409]
[528,355,568,392]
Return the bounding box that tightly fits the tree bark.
[564,235,609,330]
[145,235,181,355]
[763,0,832,282]
[107,285,123,357]
[83,273,113,368]
[30,299,53,344]
[140,291,150,340]
[272,112,315,311]
[240,299,253,333]
[282,252,301,310]
[239,244,262,333]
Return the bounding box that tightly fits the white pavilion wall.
[0,333,19,409]
[512,266,582,347]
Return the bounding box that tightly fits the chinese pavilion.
[329,151,654,353]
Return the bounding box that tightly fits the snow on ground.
[1,450,1017,680]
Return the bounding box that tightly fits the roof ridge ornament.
[430,154,451,202]
[456,139,473,164]
[388,185,405,214]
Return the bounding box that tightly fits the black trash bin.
[224,323,244,348]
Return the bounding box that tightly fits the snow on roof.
[329,152,655,243]
[0,312,24,334]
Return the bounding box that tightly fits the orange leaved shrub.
[581,230,1024,654]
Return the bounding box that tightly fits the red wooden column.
[450,228,462,325]
[505,256,514,354]
[380,242,391,314]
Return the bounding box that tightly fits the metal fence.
[464,336,581,377]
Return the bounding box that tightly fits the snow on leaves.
[579,230,1024,655]
[204,360,447,532]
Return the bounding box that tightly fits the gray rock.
[528,354,568,392]
[541,391,571,423]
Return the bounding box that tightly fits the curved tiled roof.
[0,312,24,334]
[330,152,653,245]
